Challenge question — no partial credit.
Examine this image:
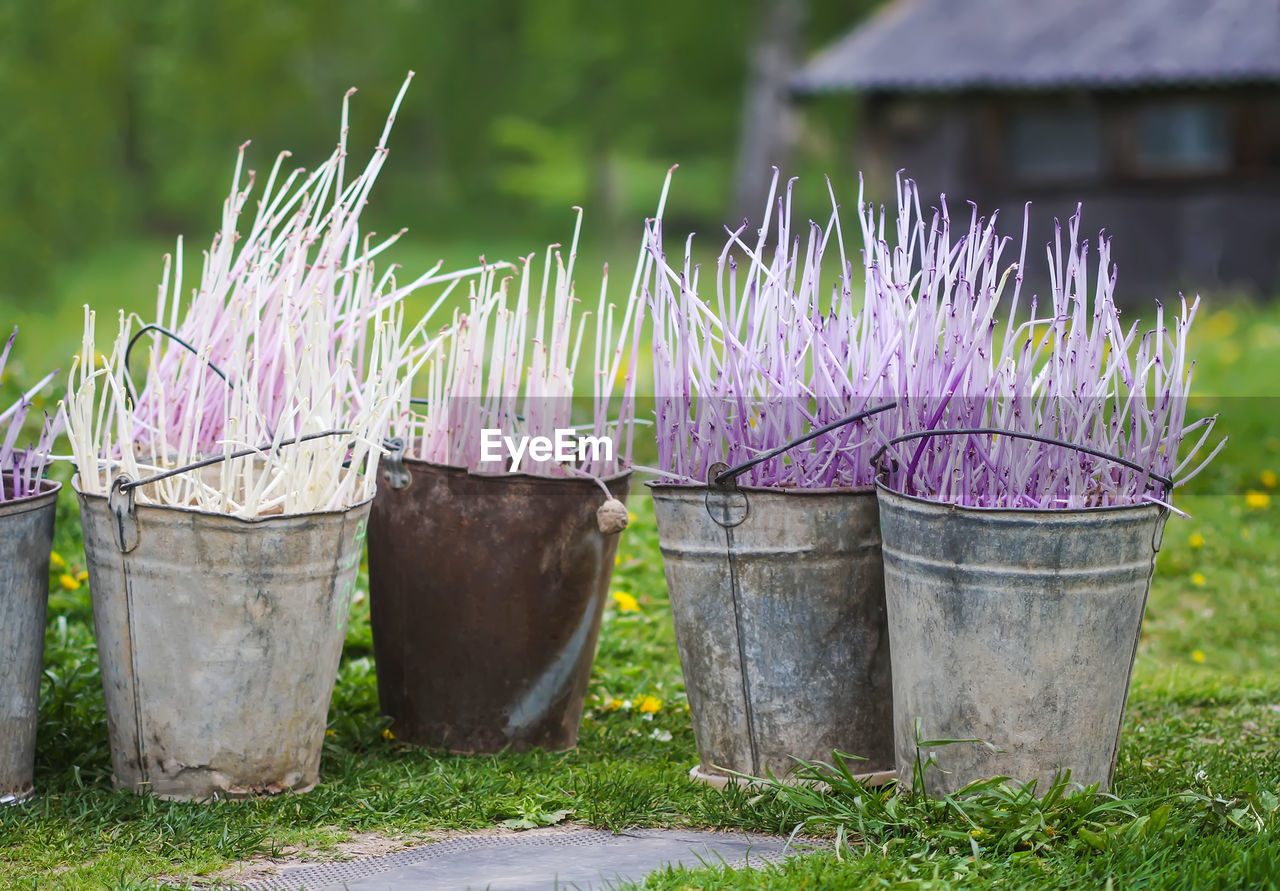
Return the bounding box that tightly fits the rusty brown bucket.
[367,454,630,752]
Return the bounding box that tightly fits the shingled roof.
[793,0,1280,93]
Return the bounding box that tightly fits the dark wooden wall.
[859,87,1280,302]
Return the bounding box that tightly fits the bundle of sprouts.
[1,328,59,502]
[63,74,474,517]
[869,178,1224,510]
[394,208,646,483]
[645,170,901,487]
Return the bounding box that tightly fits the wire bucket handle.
[123,324,285,443]
[106,429,352,553]
[122,324,230,396]
[704,400,898,529]
[868,427,1174,497]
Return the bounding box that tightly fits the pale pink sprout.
[396,198,657,484]
[0,328,60,502]
[62,74,480,517]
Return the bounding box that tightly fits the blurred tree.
[733,0,807,221]
[0,0,881,302]
[0,0,143,292]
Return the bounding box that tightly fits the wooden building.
[793,0,1280,299]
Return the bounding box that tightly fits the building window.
[1137,102,1230,173]
[1008,108,1102,181]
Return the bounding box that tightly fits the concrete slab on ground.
[243,825,807,890]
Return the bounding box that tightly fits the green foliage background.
[0,0,878,304]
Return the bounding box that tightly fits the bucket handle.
[123,324,277,441]
[107,429,352,553]
[124,324,231,399]
[710,401,899,490]
[702,401,897,529]
[868,427,1174,496]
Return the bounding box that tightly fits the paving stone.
[244,825,808,890]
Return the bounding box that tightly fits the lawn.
[1,269,1279,888]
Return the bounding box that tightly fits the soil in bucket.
[649,482,894,785]
[1,477,60,802]
[876,479,1167,797]
[77,477,370,801]
[367,458,630,753]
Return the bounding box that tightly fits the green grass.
[2,256,1280,888]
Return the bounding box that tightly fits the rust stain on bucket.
[367,459,629,753]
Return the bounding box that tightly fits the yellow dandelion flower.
[1191,572,1206,587]
[381,728,395,740]
[612,591,639,612]
[970,828,984,837]
[603,697,624,711]
[59,574,81,591]
[75,569,88,582]
[615,554,622,566]
[49,551,66,572]
[325,729,336,737]
[627,511,637,524]
[1245,490,1270,509]
[1260,470,1277,490]
[1208,310,1237,338]
[1188,532,1205,549]
[638,695,662,714]
[1191,650,1206,663]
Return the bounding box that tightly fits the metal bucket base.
[688,764,896,790]
[144,778,317,803]
[1,787,35,806]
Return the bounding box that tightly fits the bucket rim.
[72,473,373,525]
[646,479,875,497]
[873,473,1169,518]
[391,456,632,489]
[0,475,62,512]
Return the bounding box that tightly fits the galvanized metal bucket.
[649,481,895,784]
[367,454,630,753]
[876,480,1168,796]
[1,478,60,803]
[76,473,370,800]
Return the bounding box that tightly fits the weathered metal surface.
[77,477,370,800]
[649,483,894,782]
[367,459,630,753]
[876,481,1168,796]
[0,478,60,802]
